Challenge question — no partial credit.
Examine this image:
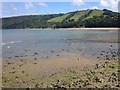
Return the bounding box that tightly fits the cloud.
[72,0,85,6]
[38,2,48,7]
[25,2,34,9]
[12,7,17,11]
[100,0,119,11]
[91,6,99,9]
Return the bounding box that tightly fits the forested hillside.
[2,9,120,29]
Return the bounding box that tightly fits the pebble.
[34,62,37,64]
[95,64,101,69]
[22,71,25,73]
[8,57,12,59]
[34,52,38,55]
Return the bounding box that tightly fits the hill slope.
[85,9,104,19]
[48,13,70,22]
[2,9,120,29]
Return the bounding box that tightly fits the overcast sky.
[2,0,119,17]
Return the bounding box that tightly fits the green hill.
[48,13,70,22]
[85,9,104,19]
[70,10,87,21]
[48,9,104,22]
[2,9,120,29]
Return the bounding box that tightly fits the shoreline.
[3,27,120,30]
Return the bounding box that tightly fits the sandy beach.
[59,28,120,30]
[9,28,120,30]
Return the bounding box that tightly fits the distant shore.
[3,27,120,30]
[60,28,120,30]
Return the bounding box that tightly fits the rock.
[9,70,16,74]
[46,56,49,59]
[66,50,69,52]
[116,84,120,87]
[7,62,12,65]
[94,77,99,82]
[51,73,56,76]
[35,83,44,88]
[8,57,12,59]
[108,76,117,83]
[112,54,116,58]
[34,58,37,60]
[19,64,23,67]
[106,58,110,60]
[83,80,90,87]
[24,55,27,57]
[22,71,25,73]
[51,51,54,53]
[20,60,23,62]
[109,65,115,68]
[53,80,66,88]
[97,57,100,59]
[102,64,107,68]
[110,45,113,47]
[99,78,104,83]
[100,72,104,75]
[111,73,117,76]
[15,56,19,57]
[94,77,104,83]
[34,62,37,64]
[101,53,103,55]
[24,50,27,51]
[105,61,109,64]
[102,84,111,88]
[62,49,65,51]
[49,85,53,88]
[95,64,101,69]
[78,58,80,60]
[90,70,95,74]
[57,55,59,56]
[34,52,38,55]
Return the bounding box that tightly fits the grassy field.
[48,9,104,22]
[48,14,70,22]
[70,10,87,21]
[85,9,104,19]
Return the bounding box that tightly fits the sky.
[1,0,120,17]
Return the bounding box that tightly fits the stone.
[35,83,44,88]
[34,52,38,55]
[110,45,113,47]
[22,71,25,73]
[99,78,104,83]
[95,64,101,69]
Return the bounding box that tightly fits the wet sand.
[2,54,119,88]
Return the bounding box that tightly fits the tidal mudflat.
[2,29,119,88]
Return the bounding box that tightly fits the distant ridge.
[2,9,120,29]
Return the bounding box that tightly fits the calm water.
[2,29,118,60]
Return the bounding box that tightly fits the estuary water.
[2,29,118,60]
